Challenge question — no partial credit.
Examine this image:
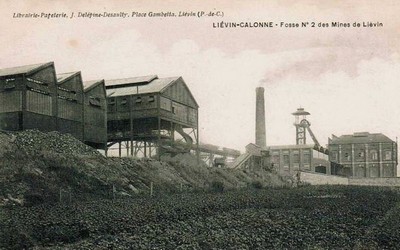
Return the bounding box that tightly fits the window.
[107,98,116,112]
[27,77,48,86]
[330,151,337,161]
[385,151,392,160]
[148,95,155,102]
[108,98,115,105]
[283,155,289,167]
[343,152,351,161]
[370,150,378,161]
[172,106,176,114]
[135,97,142,103]
[89,97,101,107]
[303,153,311,164]
[273,155,280,164]
[4,79,15,90]
[120,98,127,105]
[356,150,365,161]
[27,87,49,95]
[293,153,299,164]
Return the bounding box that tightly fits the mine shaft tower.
[292,107,326,153]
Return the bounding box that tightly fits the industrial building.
[265,107,330,175]
[0,62,397,179]
[83,79,107,149]
[105,75,199,158]
[0,62,58,132]
[230,96,331,176]
[328,132,398,177]
[56,72,84,141]
[0,62,106,149]
[269,144,330,175]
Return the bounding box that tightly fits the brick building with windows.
[269,144,330,175]
[328,132,398,177]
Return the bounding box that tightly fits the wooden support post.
[118,142,122,157]
[196,111,200,164]
[131,139,135,157]
[126,141,129,156]
[157,95,161,161]
[144,142,147,158]
[171,122,175,140]
[149,143,152,157]
[158,117,161,161]
[134,141,138,157]
[130,95,134,157]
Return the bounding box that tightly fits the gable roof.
[105,75,199,108]
[0,62,53,77]
[105,75,158,88]
[329,132,394,145]
[83,79,105,93]
[106,76,179,97]
[57,71,81,84]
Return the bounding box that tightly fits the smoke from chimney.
[255,87,266,148]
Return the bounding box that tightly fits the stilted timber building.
[105,75,199,158]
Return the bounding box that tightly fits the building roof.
[106,76,180,97]
[0,62,53,77]
[57,72,80,84]
[268,144,316,150]
[329,132,394,145]
[83,79,105,92]
[292,107,310,116]
[105,75,158,88]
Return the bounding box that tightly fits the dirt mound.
[0,130,286,206]
[14,130,100,156]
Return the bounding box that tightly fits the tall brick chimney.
[255,87,266,148]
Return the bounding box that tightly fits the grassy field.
[2,185,400,249]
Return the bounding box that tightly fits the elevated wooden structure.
[105,75,199,159]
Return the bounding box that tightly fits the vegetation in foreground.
[2,185,400,249]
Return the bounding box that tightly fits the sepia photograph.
[1,0,400,249]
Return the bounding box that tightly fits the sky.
[1,0,400,153]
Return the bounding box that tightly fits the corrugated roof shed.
[330,132,394,144]
[106,77,179,97]
[105,75,158,88]
[57,72,80,84]
[0,62,53,77]
[83,79,104,92]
